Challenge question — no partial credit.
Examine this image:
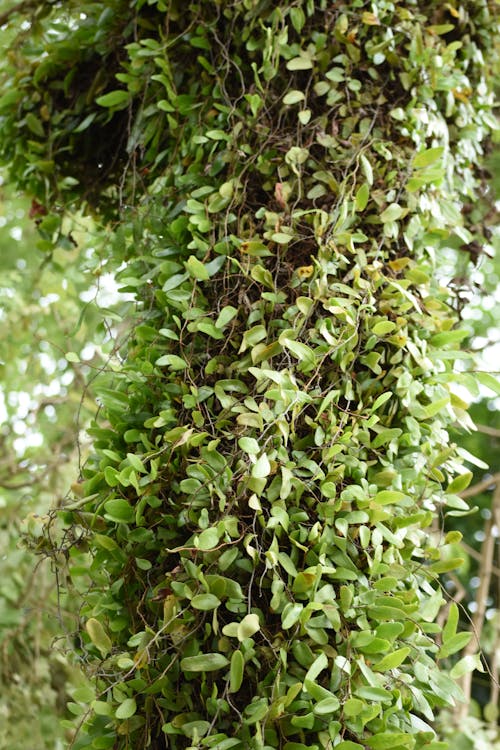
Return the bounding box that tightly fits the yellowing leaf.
[297,265,313,279]
[362,11,380,24]
[239,240,272,257]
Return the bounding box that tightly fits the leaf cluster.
[0,1,498,749]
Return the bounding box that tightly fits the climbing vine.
[0,1,498,749]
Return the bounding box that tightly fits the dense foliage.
[0,1,498,749]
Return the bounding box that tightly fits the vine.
[0,1,498,749]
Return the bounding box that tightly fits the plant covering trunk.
[0,1,497,749]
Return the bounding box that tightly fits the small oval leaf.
[115,697,137,720]
[85,618,112,656]
[229,649,245,693]
[181,653,230,672]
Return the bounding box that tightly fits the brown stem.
[488,497,500,722]
[460,472,500,499]
[457,483,500,720]
[475,424,500,438]
[460,541,500,578]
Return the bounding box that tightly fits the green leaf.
[372,320,396,336]
[103,499,135,523]
[380,203,404,223]
[475,371,500,395]
[239,324,267,353]
[85,618,112,656]
[215,306,238,329]
[96,90,130,108]
[283,90,305,105]
[72,685,95,703]
[162,272,189,292]
[279,337,316,369]
[191,593,221,610]
[446,472,473,494]
[272,232,293,244]
[428,557,464,574]
[445,530,463,544]
[287,55,314,70]
[373,647,411,671]
[430,329,468,347]
[290,7,306,33]
[237,613,260,641]
[180,653,230,672]
[304,652,328,683]
[360,154,373,185]
[443,603,459,644]
[298,109,311,125]
[438,631,472,658]
[413,147,444,168]
[115,698,137,720]
[25,112,45,137]
[197,527,220,551]
[156,354,188,370]
[252,453,271,479]
[314,696,340,715]
[92,700,113,716]
[238,437,260,455]
[239,240,272,257]
[127,452,145,473]
[354,686,393,702]
[422,396,449,418]
[371,392,392,412]
[450,653,483,679]
[229,649,245,693]
[282,603,303,629]
[369,732,414,749]
[186,255,210,280]
[355,183,369,211]
[205,129,230,140]
[372,490,407,506]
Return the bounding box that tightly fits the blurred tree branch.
[460,472,500,499]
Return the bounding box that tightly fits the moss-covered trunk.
[0,1,497,748]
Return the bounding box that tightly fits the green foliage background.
[0,1,498,749]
